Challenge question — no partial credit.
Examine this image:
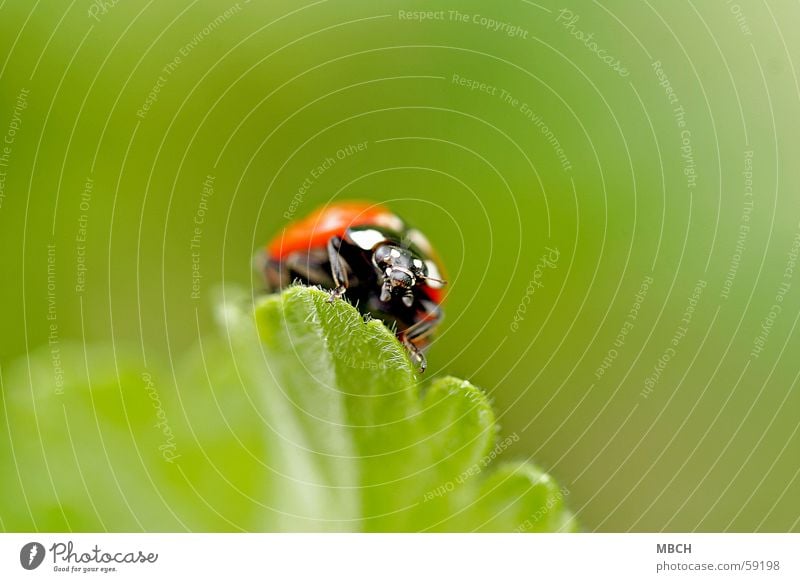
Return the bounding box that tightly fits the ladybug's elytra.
[261,201,447,372]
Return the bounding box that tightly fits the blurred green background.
[1,0,799,531]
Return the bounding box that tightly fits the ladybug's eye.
[373,245,393,266]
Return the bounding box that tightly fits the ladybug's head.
[372,244,446,307]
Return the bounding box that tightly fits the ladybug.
[261,201,447,372]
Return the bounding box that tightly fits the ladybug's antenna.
[420,274,447,287]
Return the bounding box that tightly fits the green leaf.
[0,286,575,532]
[244,286,575,531]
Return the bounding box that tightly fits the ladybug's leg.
[398,301,442,374]
[399,336,427,374]
[257,251,287,292]
[326,236,350,301]
[282,249,333,288]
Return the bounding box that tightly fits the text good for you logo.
[16,541,159,574]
